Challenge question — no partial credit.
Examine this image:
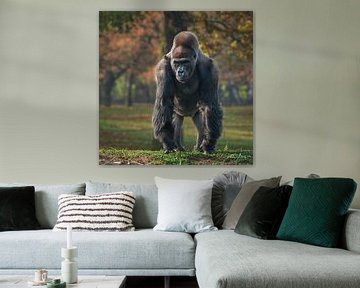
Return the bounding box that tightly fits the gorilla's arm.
[152,58,176,152]
[198,55,223,152]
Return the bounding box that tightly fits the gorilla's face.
[170,46,197,83]
[171,58,196,83]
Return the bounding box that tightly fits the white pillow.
[153,177,217,233]
[53,192,135,232]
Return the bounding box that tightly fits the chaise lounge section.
[195,215,360,288]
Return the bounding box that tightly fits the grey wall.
[0,0,359,207]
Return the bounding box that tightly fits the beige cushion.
[222,177,281,229]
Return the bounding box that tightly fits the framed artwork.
[99,11,253,165]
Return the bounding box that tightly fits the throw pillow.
[234,185,293,239]
[53,192,136,231]
[212,171,252,228]
[0,186,41,231]
[86,181,158,229]
[277,178,357,248]
[153,177,217,233]
[222,176,281,230]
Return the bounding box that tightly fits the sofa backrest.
[0,182,86,229]
[86,181,158,229]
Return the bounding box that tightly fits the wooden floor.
[126,276,199,288]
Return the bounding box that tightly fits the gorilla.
[152,31,223,154]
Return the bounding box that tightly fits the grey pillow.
[212,171,252,228]
[86,181,158,229]
[153,177,217,233]
[222,176,281,230]
[0,183,85,228]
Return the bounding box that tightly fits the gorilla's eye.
[173,60,182,67]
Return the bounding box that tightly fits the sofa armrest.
[342,209,360,253]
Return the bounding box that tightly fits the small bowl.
[47,279,66,288]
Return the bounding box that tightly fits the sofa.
[0,179,360,288]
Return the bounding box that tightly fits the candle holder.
[61,247,78,284]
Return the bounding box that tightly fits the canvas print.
[99,11,253,165]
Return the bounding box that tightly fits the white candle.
[67,225,72,249]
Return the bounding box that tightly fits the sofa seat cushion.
[0,229,195,270]
[195,230,360,288]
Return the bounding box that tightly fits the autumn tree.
[163,12,192,53]
[99,12,162,106]
[99,11,253,107]
[190,12,253,105]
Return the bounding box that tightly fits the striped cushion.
[53,192,136,232]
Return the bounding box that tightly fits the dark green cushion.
[277,178,357,247]
[0,186,41,231]
[235,185,292,239]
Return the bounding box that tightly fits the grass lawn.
[99,103,253,165]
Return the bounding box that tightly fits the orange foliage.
[100,11,253,104]
[190,11,253,83]
[99,12,162,81]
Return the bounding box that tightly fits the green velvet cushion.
[277,178,357,247]
[0,186,41,231]
[235,185,292,239]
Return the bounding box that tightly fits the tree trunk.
[144,84,151,103]
[163,12,191,54]
[226,80,242,106]
[125,72,134,107]
[100,71,116,107]
[247,84,253,105]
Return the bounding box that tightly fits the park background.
[99,11,253,165]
